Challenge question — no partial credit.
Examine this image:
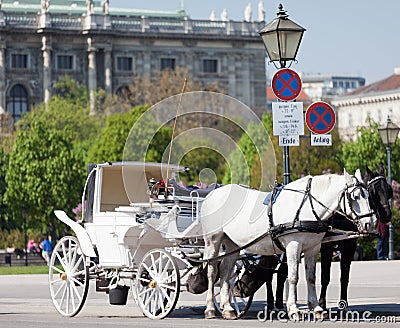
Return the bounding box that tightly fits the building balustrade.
[1,12,262,36]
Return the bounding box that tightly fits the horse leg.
[204,231,224,319]
[284,240,302,319]
[262,256,277,311]
[339,239,357,306]
[319,242,333,310]
[304,244,324,317]
[219,237,239,319]
[275,257,288,310]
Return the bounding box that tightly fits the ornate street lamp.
[378,116,400,260]
[258,3,306,69]
[258,4,305,185]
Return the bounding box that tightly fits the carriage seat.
[168,179,222,198]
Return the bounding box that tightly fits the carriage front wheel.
[49,236,89,317]
[135,248,180,319]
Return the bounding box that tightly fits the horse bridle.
[339,180,375,232]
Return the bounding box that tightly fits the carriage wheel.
[135,248,180,319]
[214,259,253,318]
[49,236,89,317]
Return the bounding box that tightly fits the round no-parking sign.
[271,68,302,101]
[305,102,336,134]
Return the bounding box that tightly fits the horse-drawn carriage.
[49,161,386,320]
[49,161,252,319]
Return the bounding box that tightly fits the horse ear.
[355,169,362,181]
[344,168,353,185]
[379,164,385,176]
[365,166,373,175]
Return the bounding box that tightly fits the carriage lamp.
[258,3,306,69]
[258,4,305,185]
[378,116,400,260]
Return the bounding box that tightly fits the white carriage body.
[56,162,204,268]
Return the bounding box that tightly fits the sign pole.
[283,145,290,185]
[271,68,303,185]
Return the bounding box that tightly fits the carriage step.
[96,278,110,292]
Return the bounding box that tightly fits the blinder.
[366,175,392,222]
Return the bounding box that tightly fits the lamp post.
[258,4,305,184]
[22,209,28,266]
[378,116,400,260]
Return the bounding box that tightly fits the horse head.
[340,169,375,233]
[362,165,392,224]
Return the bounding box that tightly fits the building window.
[160,58,176,71]
[11,54,28,69]
[7,84,28,123]
[57,55,74,70]
[203,59,218,73]
[117,57,132,71]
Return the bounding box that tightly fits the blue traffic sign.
[305,102,336,134]
[271,68,302,101]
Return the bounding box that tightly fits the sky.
[110,0,400,85]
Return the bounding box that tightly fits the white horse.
[201,170,375,320]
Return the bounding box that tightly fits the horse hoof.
[314,311,325,320]
[288,311,301,322]
[204,309,217,319]
[222,310,237,320]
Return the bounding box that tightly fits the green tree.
[179,147,226,185]
[340,120,399,179]
[87,106,148,163]
[4,83,100,235]
[223,116,276,189]
[0,147,10,230]
[4,120,84,236]
[52,75,89,107]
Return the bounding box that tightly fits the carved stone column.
[0,39,5,113]
[41,35,52,105]
[104,45,112,94]
[87,37,97,114]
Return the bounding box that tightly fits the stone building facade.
[0,0,267,128]
[332,68,400,141]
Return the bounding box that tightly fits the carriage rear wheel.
[49,236,89,317]
[214,259,253,318]
[135,248,180,319]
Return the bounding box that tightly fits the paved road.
[0,260,399,327]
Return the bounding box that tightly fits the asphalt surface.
[0,260,399,327]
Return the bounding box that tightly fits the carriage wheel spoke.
[71,277,85,288]
[71,253,83,273]
[158,289,165,313]
[71,281,83,302]
[158,283,176,291]
[138,287,152,298]
[50,277,63,285]
[55,251,67,271]
[159,285,173,305]
[53,280,66,299]
[150,253,158,275]
[141,263,156,280]
[144,288,156,309]
[50,265,64,275]
[137,277,151,284]
[160,259,172,278]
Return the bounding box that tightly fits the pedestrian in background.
[41,236,53,265]
[376,221,390,260]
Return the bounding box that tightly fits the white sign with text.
[272,102,304,136]
[279,135,300,147]
[311,134,332,146]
